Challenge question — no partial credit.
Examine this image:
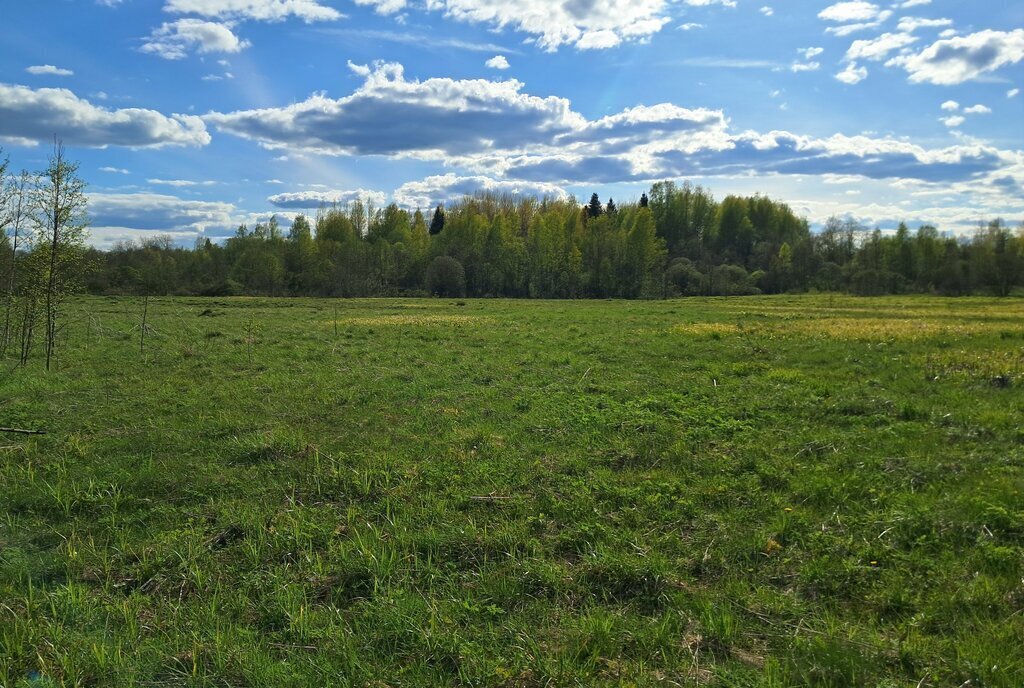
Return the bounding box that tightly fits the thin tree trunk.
[44,141,63,372]
[2,173,27,357]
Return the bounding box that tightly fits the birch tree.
[32,140,89,371]
[2,170,32,357]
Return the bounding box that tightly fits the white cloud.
[888,29,1024,85]
[820,3,893,37]
[147,178,219,187]
[206,61,589,157]
[203,61,1019,200]
[0,83,210,148]
[267,189,387,208]
[393,174,567,208]
[940,100,959,111]
[26,65,74,76]
[1008,88,1020,98]
[819,2,880,22]
[163,0,342,22]
[89,192,240,246]
[100,166,131,174]
[354,0,407,14]
[357,0,675,51]
[845,32,917,62]
[895,16,951,33]
[760,6,773,17]
[940,115,965,128]
[827,18,891,37]
[577,30,621,50]
[835,62,868,84]
[963,104,991,115]
[485,55,510,70]
[141,19,250,59]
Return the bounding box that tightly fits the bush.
[425,255,466,297]
[665,258,705,296]
[709,264,759,296]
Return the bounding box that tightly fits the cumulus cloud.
[207,61,728,160]
[163,0,342,22]
[141,19,250,59]
[147,178,219,187]
[394,174,567,208]
[355,0,675,51]
[500,132,1013,189]
[835,62,868,84]
[485,55,510,70]
[845,32,917,62]
[26,65,74,76]
[0,83,210,148]
[267,189,388,208]
[205,61,1019,198]
[819,2,892,37]
[88,192,241,247]
[888,29,1024,85]
[205,61,586,157]
[682,0,736,6]
[895,16,951,33]
[819,2,881,22]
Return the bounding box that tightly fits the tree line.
[3,147,1023,334]
[86,185,1023,300]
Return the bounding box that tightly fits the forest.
[4,147,1024,309]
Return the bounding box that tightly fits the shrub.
[425,255,466,297]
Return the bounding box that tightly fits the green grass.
[1,294,1022,687]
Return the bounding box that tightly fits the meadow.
[1,294,1022,687]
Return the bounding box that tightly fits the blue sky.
[1,0,1022,247]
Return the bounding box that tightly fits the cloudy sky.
[1,0,1022,246]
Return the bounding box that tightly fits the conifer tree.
[429,205,446,235]
[587,193,603,219]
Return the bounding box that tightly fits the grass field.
[1,295,1023,687]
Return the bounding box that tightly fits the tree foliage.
[2,160,1016,302]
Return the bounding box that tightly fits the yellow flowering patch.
[715,299,1024,324]
[776,317,1021,341]
[670,322,742,337]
